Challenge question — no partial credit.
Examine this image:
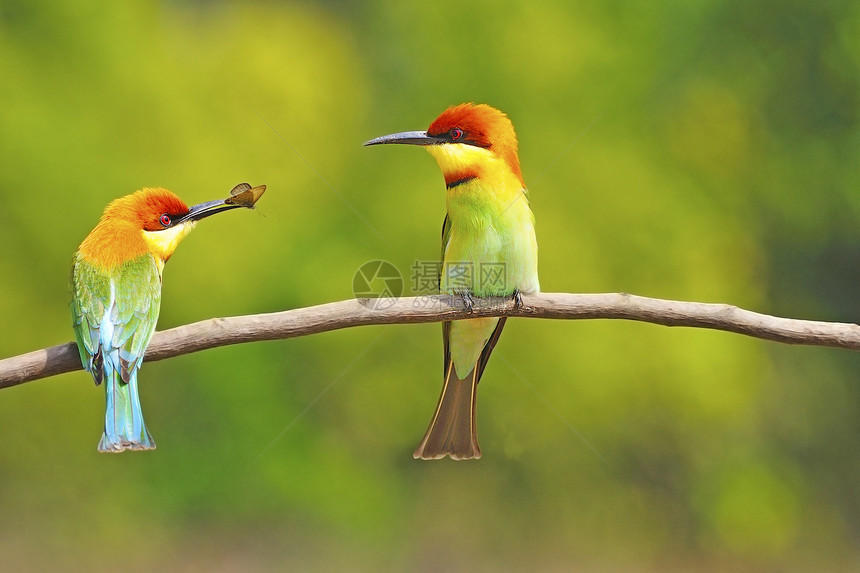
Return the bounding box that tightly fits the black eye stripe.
[425,128,490,149]
[428,128,467,143]
[155,211,189,229]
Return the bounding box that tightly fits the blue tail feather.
[97,366,155,453]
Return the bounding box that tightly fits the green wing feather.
[440,214,451,267]
[70,255,110,381]
[69,253,162,383]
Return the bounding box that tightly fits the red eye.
[159,214,171,227]
[451,128,464,140]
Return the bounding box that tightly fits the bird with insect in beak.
[365,103,539,460]
[70,183,266,452]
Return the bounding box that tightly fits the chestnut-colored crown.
[428,103,523,185]
[106,188,190,231]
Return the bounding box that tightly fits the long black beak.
[176,184,266,225]
[363,130,446,146]
[176,199,242,224]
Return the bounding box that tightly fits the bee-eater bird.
[70,185,265,453]
[365,103,539,460]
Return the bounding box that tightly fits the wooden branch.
[2,292,859,389]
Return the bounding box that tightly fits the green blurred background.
[2,0,860,570]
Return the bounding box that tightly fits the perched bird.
[365,103,539,460]
[70,185,265,452]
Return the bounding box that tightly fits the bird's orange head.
[78,187,249,270]
[427,103,522,186]
[364,103,524,189]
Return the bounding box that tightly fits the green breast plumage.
[441,179,540,297]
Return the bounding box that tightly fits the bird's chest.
[444,213,503,262]
[442,210,519,296]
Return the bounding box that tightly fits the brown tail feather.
[413,318,506,460]
[413,362,481,460]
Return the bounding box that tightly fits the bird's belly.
[449,317,500,378]
[442,223,539,297]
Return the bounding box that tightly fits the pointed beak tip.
[363,131,437,147]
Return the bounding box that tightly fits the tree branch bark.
[2,292,859,389]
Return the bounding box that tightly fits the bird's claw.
[513,290,524,309]
[460,292,475,312]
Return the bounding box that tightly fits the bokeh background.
[2,1,860,570]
